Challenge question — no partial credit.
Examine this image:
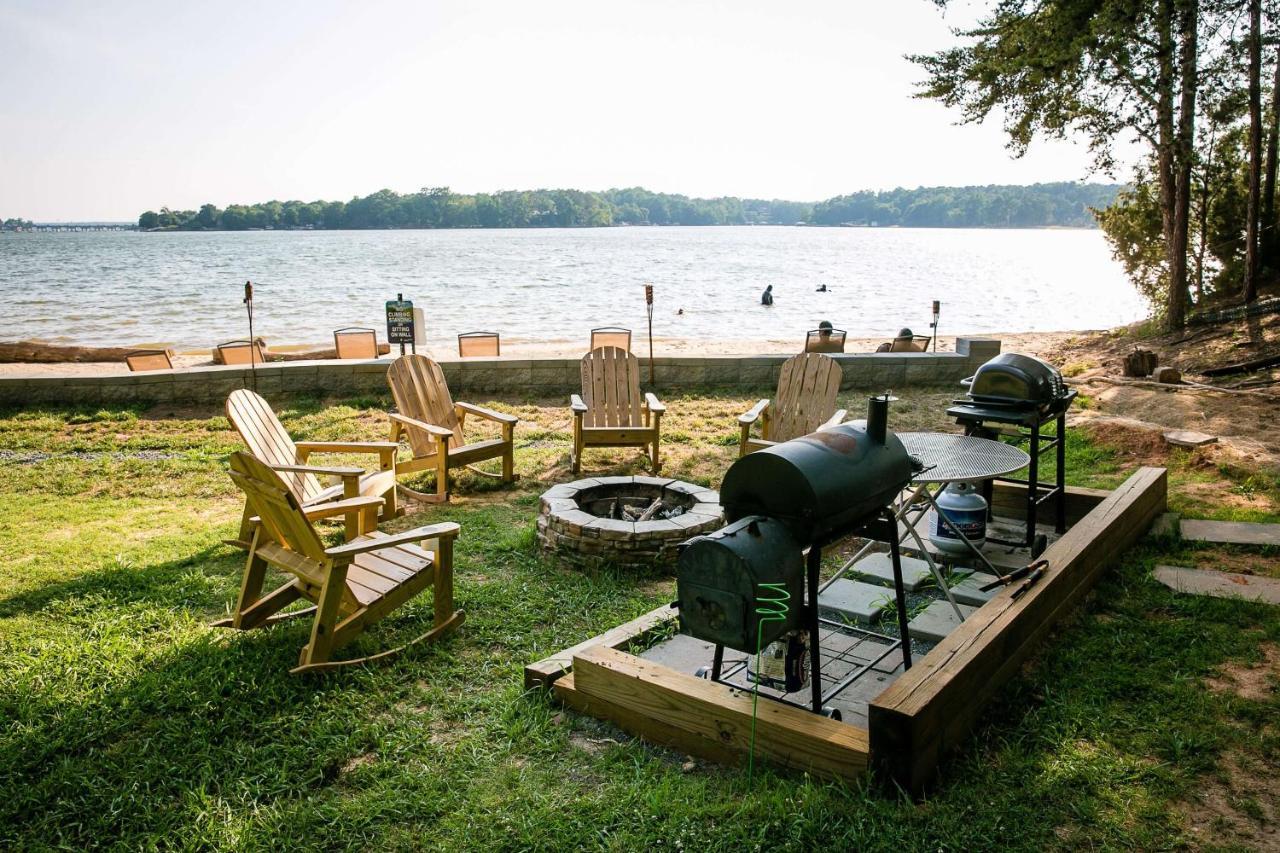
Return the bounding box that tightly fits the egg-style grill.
[675,395,920,715]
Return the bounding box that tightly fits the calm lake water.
[0,227,1144,350]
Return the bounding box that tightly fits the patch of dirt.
[1178,752,1280,850]
[1205,643,1280,703]
[1191,548,1280,580]
[568,731,620,755]
[1078,420,1173,467]
[338,752,377,778]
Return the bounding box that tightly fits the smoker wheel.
[1031,534,1048,559]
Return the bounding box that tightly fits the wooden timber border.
[527,466,1167,793]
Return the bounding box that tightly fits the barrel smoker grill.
[675,395,920,715]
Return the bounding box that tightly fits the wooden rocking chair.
[215,452,463,674]
[226,389,399,548]
[738,352,845,456]
[571,346,665,474]
[386,354,518,503]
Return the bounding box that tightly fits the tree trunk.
[1263,49,1280,267]
[1157,0,1186,330]
[1244,0,1262,304]
[1171,0,1197,322]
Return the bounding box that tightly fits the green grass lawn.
[1,390,1278,850]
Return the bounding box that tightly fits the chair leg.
[502,436,515,484]
[435,450,449,502]
[434,536,456,627]
[571,419,583,475]
[298,563,349,669]
[229,533,268,628]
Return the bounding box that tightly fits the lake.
[0,226,1145,351]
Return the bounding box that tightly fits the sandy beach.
[0,330,1085,377]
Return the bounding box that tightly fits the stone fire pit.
[536,475,723,570]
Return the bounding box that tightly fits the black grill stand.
[705,509,912,716]
[948,399,1074,550]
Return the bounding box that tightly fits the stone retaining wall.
[0,338,1000,406]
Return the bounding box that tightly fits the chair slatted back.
[387,355,464,457]
[580,346,643,428]
[334,327,378,360]
[772,352,842,442]
[227,452,328,565]
[125,350,173,371]
[589,327,631,352]
[218,340,268,365]
[458,331,500,358]
[226,389,322,503]
[804,329,847,354]
[890,335,931,353]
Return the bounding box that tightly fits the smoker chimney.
[866,393,894,445]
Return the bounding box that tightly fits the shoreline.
[0,330,1086,378]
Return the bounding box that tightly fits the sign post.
[386,294,416,356]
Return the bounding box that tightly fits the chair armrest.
[644,392,665,414]
[303,495,385,520]
[456,401,518,425]
[271,463,364,478]
[389,411,454,439]
[738,398,771,426]
[818,409,848,431]
[294,441,399,454]
[570,394,588,414]
[326,522,462,559]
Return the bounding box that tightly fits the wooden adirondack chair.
[738,352,846,456]
[386,354,518,503]
[215,452,463,673]
[226,389,399,547]
[571,346,665,474]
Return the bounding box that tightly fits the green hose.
[749,582,790,781]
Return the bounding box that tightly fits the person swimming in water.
[761,284,774,306]
[816,283,828,292]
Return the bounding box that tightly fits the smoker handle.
[960,376,973,387]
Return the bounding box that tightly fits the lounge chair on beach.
[214,451,463,674]
[571,346,665,474]
[804,324,847,354]
[216,339,268,365]
[386,354,518,503]
[225,388,399,547]
[738,352,845,456]
[457,331,501,358]
[124,349,173,371]
[589,327,631,352]
[333,327,380,360]
[876,328,931,353]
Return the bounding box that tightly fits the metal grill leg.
[711,644,724,681]
[1026,423,1040,548]
[807,545,823,713]
[888,516,913,671]
[1055,411,1067,533]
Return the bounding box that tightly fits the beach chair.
[738,352,845,456]
[125,349,173,371]
[804,328,847,354]
[890,335,931,352]
[386,354,518,503]
[216,339,268,365]
[457,331,501,358]
[589,327,631,352]
[334,327,379,359]
[225,388,399,547]
[571,346,665,474]
[214,451,463,674]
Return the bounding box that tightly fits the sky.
[0,1,1134,222]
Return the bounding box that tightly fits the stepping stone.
[947,572,1000,607]
[818,579,895,624]
[1149,512,1181,538]
[1154,565,1280,605]
[1163,430,1217,448]
[847,552,933,591]
[1180,519,1280,547]
[907,600,978,643]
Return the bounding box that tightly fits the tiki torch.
[244,280,257,390]
[930,299,940,353]
[645,284,655,385]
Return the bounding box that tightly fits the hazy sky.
[1,1,1129,221]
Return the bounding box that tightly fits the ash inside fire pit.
[537,476,722,571]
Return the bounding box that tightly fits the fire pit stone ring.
[536,475,723,570]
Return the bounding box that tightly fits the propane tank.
[929,481,988,555]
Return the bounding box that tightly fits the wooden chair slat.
[751,353,842,449]
[334,328,378,360]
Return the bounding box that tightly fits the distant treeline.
[137,182,1121,232]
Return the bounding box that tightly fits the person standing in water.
[761,284,774,306]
